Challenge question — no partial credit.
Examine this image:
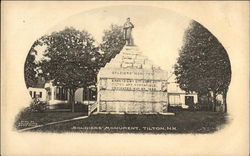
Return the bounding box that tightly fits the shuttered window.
[33,91,36,98]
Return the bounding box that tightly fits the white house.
[167,74,198,108]
[28,87,47,101]
[74,86,96,105]
[28,80,96,109]
[44,81,69,105]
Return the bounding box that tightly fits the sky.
[35,5,191,72]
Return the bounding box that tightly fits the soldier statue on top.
[123,17,134,46]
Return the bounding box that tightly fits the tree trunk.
[197,93,201,104]
[207,92,212,111]
[212,91,217,112]
[69,89,76,112]
[223,91,227,113]
[83,86,88,101]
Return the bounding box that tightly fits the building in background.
[27,77,96,109]
[75,85,96,105]
[27,77,47,101]
[27,73,198,112]
[28,87,47,102]
[167,74,198,108]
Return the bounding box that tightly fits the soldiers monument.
[97,18,169,114]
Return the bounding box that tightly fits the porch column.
[51,87,55,100]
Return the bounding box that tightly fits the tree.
[174,21,231,112]
[39,27,102,112]
[100,24,126,64]
[24,40,42,88]
[24,52,37,88]
[24,36,49,88]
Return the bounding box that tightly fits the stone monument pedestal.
[97,46,168,114]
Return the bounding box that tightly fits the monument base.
[97,46,169,114]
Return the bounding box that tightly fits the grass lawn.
[14,111,87,130]
[26,111,229,134]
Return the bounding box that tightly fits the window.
[56,87,62,100]
[29,91,32,97]
[39,92,42,98]
[33,91,36,98]
[62,88,68,100]
[83,87,97,101]
[48,91,51,100]
[56,87,68,100]
[83,89,88,101]
[90,88,97,101]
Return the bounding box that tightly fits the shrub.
[168,105,183,112]
[188,103,212,111]
[27,98,48,113]
[53,103,71,109]
[74,102,88,112]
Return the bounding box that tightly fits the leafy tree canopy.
[100,24,126,63]
[25,24,126,90]
[174,21,231,97]
[39,27,102,90]
[24,38,45,88]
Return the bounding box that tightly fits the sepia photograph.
[14,5,231,134]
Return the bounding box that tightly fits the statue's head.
[127,17,130,22]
